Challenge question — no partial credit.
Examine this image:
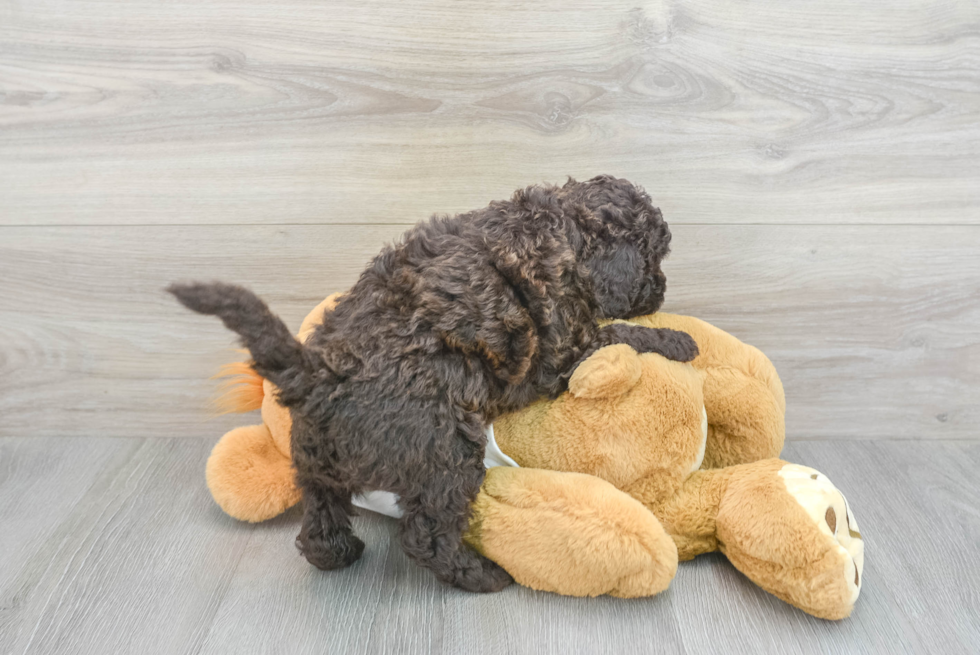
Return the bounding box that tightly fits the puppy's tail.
[168,282,316,406]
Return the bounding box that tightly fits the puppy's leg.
[579,323,698,367]
[398,455,513,593]
[296,482,364,570]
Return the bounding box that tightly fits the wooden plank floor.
[0,438,977,655]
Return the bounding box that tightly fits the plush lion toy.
[206,294,865,620]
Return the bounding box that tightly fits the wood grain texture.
[0,438,254,655]
[0,438,977,654]
[0,438,125,606]
[1,224,977,440]
[1,0,978,225]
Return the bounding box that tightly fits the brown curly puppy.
[169,175,697,592]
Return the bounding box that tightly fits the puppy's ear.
[591,245,641,319]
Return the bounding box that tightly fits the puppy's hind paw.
[478,557,515,592]
[296,530,365,571]
[452,555,514,593]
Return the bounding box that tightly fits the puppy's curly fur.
[170,175,697,592]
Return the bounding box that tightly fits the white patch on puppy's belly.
[351,490,402,518]
[351,424,518,519]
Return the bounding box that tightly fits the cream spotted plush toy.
[206,294,865,620]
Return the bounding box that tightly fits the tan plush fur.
[630,313,786,468]
[493,345,706,491]
[465,467,678,599]
[206,423,301,522]
[714,461,857,620]
[482,316,861,619]
[204,296,862,620]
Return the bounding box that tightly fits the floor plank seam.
[19,439,153,654]
[188,525,259,655]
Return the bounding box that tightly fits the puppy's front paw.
[652,329,699,362]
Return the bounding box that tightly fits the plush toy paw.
[778,464,864,604]
[465,467,678,598]
[716,460,865,620]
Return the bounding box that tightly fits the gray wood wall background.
[2,0,977,442]
[2,2,980,654]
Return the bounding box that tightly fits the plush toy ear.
[568,344,643,399]
[298,292,345,341]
